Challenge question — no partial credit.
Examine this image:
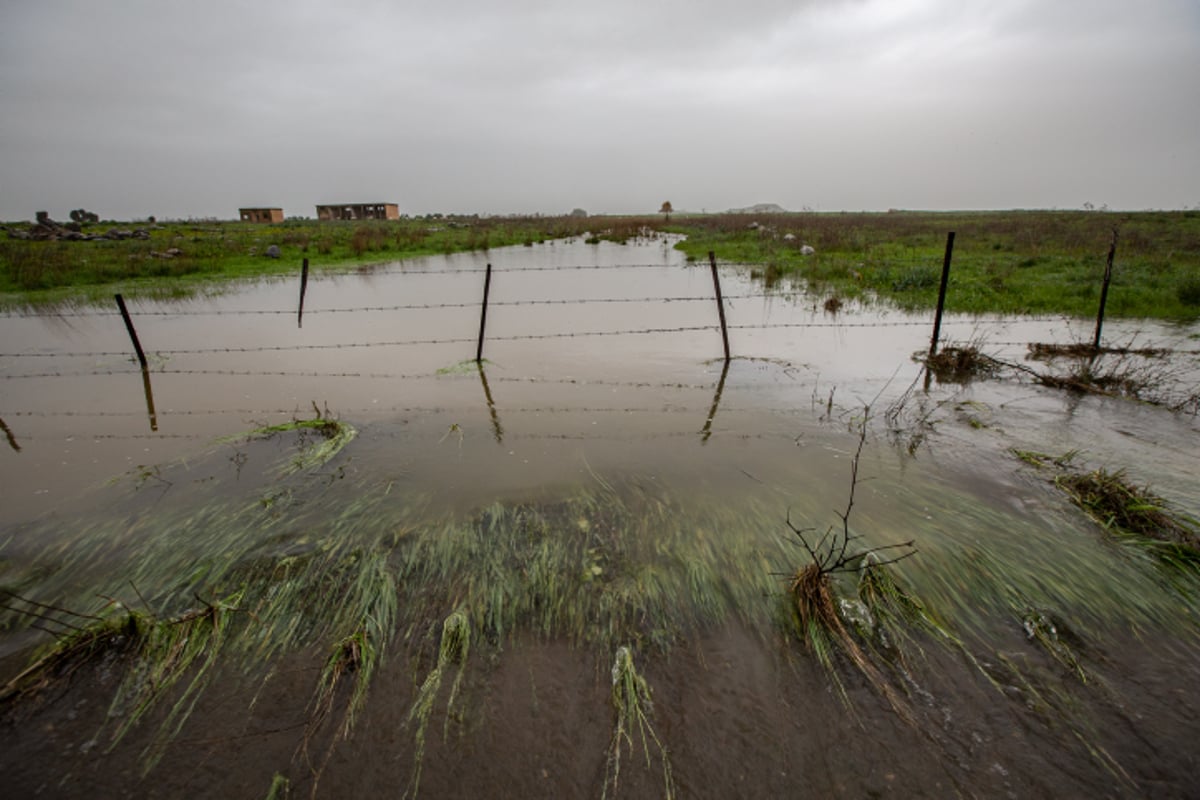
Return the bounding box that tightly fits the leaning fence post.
[297,257,310,328]
[476,262,493,363]
[114,293,148,369]
[141,368,159,432]
[708,251,731,362]
[1092,229,1118,350]
[928,232,956,358]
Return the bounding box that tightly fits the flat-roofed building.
[315,203,399,221]
[239,207,284,223]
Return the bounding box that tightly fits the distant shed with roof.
[316,203,399,221]
[239,207,284,223]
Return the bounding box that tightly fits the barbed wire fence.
[2,244,1197,446]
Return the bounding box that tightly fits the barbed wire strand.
[0,317,1097,360]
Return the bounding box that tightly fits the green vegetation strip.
[673,210,1200,320]
[0,216,654,307]
[5,211,1199,319]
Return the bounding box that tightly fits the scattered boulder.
[16,213,147,242]
[800,245,816,256]
[782,233,796,242]
[265,245,281,259]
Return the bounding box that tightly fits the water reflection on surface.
[2,236,1200,797]
[2,236,1195,523]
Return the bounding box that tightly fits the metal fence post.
[929,232,956,357]
[708,251,731,362]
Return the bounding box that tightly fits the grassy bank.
[0,215,656,308]
[4,210,1199,319]
[672,210,1200,320]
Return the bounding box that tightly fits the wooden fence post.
[476,263,493,363]
[1092,229,1118,350]
[298,257,310,328]
[708,251,731,362]
[928,232,956,358]
[114,294,148,369]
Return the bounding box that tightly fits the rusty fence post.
[928,232,956,358]
[115,293,148,369]
[708,251,731,362]
[476,263,493,363]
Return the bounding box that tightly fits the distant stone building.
[239,207,284,223]
[315,203,399,221]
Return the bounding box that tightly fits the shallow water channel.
[2,235,1199,798]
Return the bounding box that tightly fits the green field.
[3,210,1199,319]
[671,210,1200,320]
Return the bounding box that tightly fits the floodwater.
[2,235,1199,798]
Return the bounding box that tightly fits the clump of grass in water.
[1013,449,1200,571]
[2,590,245,774]
[1056,468,1200,570]
[307,549,398,739]
[407,610,471,800]
[1021,608,1086,682]
[604,645,674,800]
[0,601,148,703]
[921,342,1003,384]
[221,403,356,475]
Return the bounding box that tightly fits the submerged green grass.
[2,428,1200,788]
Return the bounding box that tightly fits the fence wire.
[0,318,1070,361]
[1,294,780,319]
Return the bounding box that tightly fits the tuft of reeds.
[309,549,397,740]
[1013,450,1200,573]
[407,610,471,800]
[780,409,917,719]
[1055,468,1200,569]
[603,645,674,800]
[2,590,245,773]
[1021,608,1086,682]
[226,406,356,475]
[264,772,290,800]
[923,344,1003,384]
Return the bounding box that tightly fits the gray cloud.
[2,0,1197,219]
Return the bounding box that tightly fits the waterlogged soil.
[2,236,1200,798]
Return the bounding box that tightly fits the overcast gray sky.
[2,0,1198,220]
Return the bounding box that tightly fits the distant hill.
[726,203,789,214]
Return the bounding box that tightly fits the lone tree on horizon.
[660,201,673,222]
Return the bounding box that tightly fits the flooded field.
[2,236,1199,798]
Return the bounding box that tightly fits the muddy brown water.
[2,236,1199,798]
